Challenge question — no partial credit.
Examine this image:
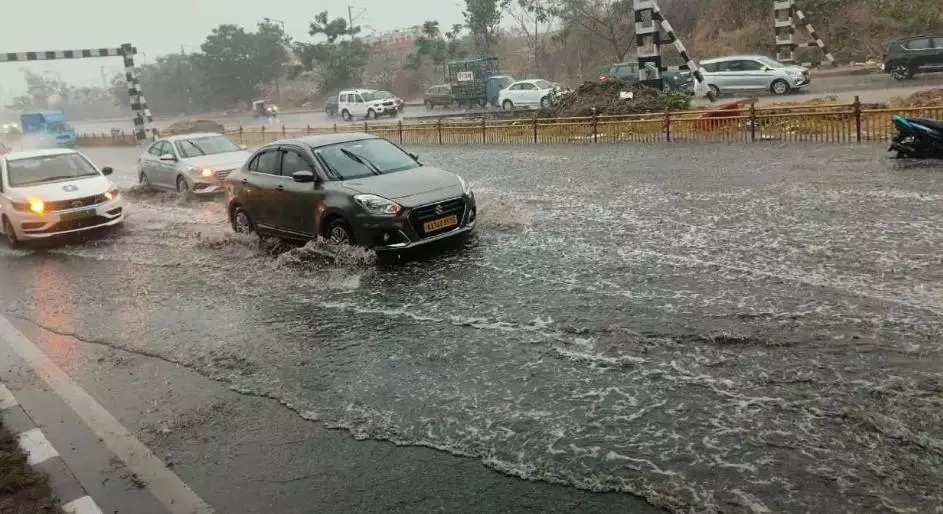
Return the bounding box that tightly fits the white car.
[137,132,251,194]
[498,79,556,110]
[0,148,123,248]
[337,89,399,121]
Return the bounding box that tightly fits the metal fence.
[77,98,943,148]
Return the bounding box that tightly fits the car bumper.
[353,194,477,251]
[790,75,810,88]
[14,199,125,240]
[190,181,227,194]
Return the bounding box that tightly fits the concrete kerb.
[0,383,104,514]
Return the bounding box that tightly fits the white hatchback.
[0,148,124,248]
[498,79,556,110]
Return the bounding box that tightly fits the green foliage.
[195,22,289,109]
[293,11,371,93]
[550,0,635,62]
[463,0,503,54]
[408,21,469,72]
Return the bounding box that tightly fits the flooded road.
[2,143,943,513]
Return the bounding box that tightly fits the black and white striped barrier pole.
[633,0,711,100]
[774,0,837,67]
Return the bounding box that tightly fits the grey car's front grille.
[214,169,233,181]
[408,198,466,238]
[382,101,395,106]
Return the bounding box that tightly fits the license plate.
[60,208,95,221]
[423,215,458,233]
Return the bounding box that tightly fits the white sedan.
[0,148,124,248]
[137,132,251,195]
[497,79,556,110]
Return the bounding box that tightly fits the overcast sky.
[0,0,466,102]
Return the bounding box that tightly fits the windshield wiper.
[339,148,382,175]
[182,140,206,156]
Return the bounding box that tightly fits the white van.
[337,89,398,121]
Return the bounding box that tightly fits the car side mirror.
[159,153,176,161]
[239,144,248,150]
[292,170,315,183]
[408,151,419,161]
[761,66,771,71]
[101,166,113,175]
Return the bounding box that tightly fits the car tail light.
[881,51,887,60]
[599,75,607,81]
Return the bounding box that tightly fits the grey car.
[698,55,810,97]
[225,133,477,250]
[137,132,251,194]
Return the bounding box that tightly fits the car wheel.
[425,100,434,110]
[770,79,791,95]
[341,110,352,121]
[707,84,721,100]
[2,216,20,249]
[325,218,355,245]
[663,81,673,93]
[176,175,189,193]
[231,206,254,234]
[502,100,514,110]
[889,64,912,81]
[539,96,549,108]
[139,172,152,189]
[366,109,375,120]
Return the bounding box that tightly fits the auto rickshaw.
[252,99,278,120]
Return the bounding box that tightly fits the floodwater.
[2,143,943,513]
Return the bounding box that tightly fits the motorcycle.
[889,115,943,158]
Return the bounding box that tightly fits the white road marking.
[0,314,213,514]
[0,383,18,410]
[62,495,105,514]
[16,427,59,465]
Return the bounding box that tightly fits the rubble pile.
[889,88,943,108]
[545,80,691,118]
[162,119,227,136]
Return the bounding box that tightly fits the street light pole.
[264,17,287,106]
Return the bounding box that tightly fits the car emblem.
[434,204,444,215]
[72,200,83,208]
[62,184,78,192]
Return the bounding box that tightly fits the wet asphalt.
[2,142,943,513]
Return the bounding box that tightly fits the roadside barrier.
[77,96,943,148]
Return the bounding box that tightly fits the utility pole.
[347,5,367,38]
[264,17,287,106]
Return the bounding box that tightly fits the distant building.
[363,26,424,51]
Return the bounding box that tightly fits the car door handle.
[275,184,285,191]
[241,178,249,184]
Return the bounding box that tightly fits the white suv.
[337,89,399,121]
[0,148,124,248]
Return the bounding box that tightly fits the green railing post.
[481,117,486,144]
[398,120,404,144]
[437,118,443,145]
[260,125,265,144]
[664,110,671,142]
[592,108,598,143]
[853,95,862,143]
[749,102,757,142]
[364,121,369,133]
[239,126,244,144]
[306,124,311,136]
[533,115,538,144]
[281,124,286,138]
[333,123,338,133]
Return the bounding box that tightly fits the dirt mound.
[162,119,226,136]
[547,80,692,117]
[889,88,943,108]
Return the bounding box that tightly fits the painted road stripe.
[0,314,213,514]
[62,495,105,514]
[16,427,60,465]
[0,384,18,410]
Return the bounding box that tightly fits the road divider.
[77,97,943,148]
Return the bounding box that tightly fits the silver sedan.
[137,132,252,194]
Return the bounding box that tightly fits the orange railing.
[76,99,943,148]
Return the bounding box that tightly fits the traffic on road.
[2,139,943,513]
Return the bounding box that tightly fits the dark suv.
[226,133,477,250]
[423,84,455,109]
[324,93,339,117]
[883,34,943,80]
[599,61,694,91]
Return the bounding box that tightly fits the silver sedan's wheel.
[176,176,189,193]
[2,217,20,249]
[232,208,253,234]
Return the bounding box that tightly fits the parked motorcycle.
[890,115,943,158]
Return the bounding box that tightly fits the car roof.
[892,34,943,41]
[2,148,79,161]
[162,132,225,141]
[265,132,380,149]
[700,54,771,64]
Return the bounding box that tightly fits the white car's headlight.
[104,187,119,200]
[354,194,402,216]
[190,167,214,178]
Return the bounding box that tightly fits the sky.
[0,0,466,103]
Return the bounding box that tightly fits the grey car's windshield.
[314,139,419,180]
[755,56,784,68]
[175,135,241,158]
[6,153,100,187]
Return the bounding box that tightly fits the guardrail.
[76,97,943,148]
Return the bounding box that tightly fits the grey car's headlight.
[458,176,473,197]
[354,194,402,216]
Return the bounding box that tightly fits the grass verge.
[0,420,59,513]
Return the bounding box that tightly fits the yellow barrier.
[77,101,943,148]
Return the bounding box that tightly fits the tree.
[110,54,204,115]
[293,11,371,93]
[463,0,503,54]
[408,21,469,74]
[552,0,635,62]
[501,0,555,75]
